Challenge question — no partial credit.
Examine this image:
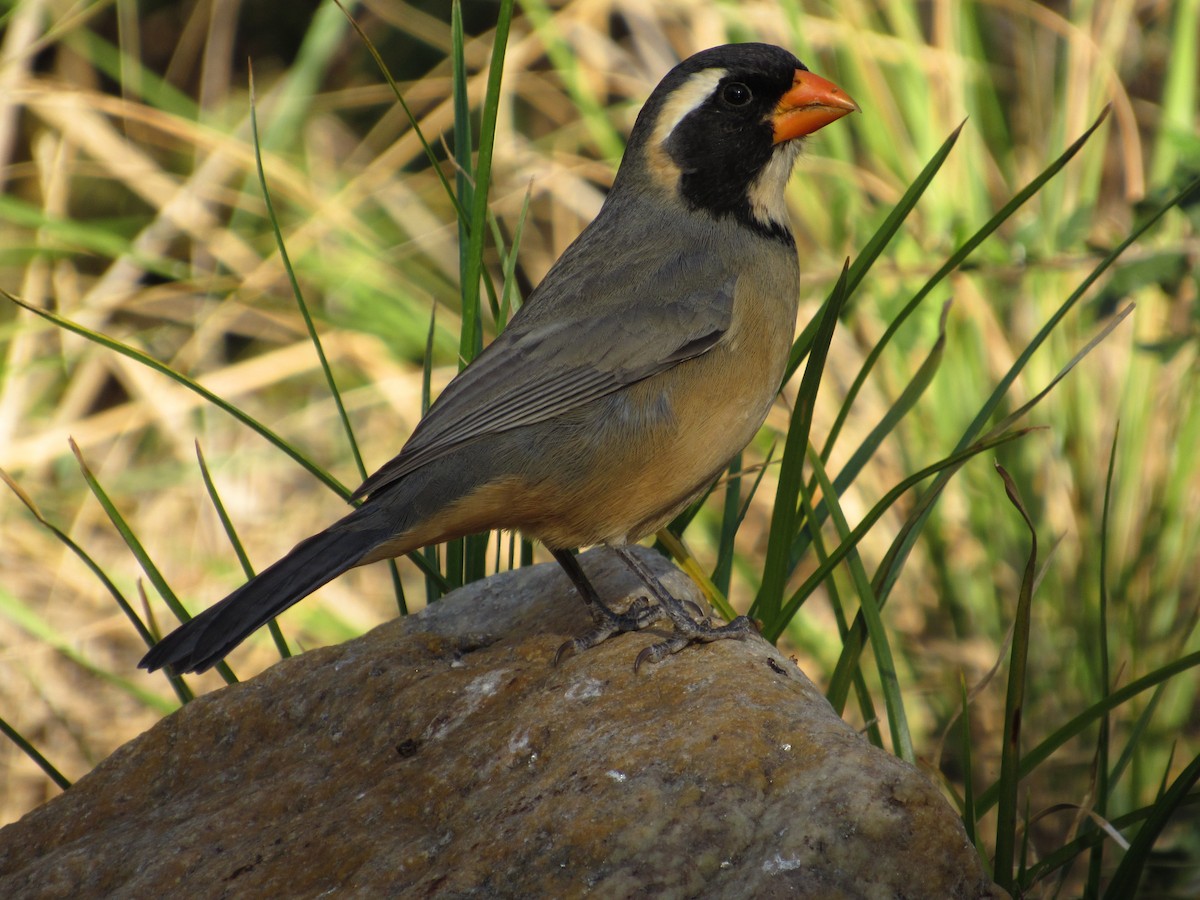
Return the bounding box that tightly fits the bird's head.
[617,43,858,243]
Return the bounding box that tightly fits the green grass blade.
[248,65,367,482]
[451,0,476,359]
[1086,423,1120,893]
[789,120,1138,620]
[976,651,1200,815]
[420,301,443,603]
[812,445,913,761]
[992,464,1039,894]
[249,63,413,616]
[1103,752,1200,899]
[69,439,239,686]
[960,674,978,850]
[456,1,515,586]
[825,298,950,470]
[783,426,1035,654]
[984,304,1135,444]
[0,468,194,706]
[831,298,1132,683]
[334,0,465,221]
[0,586,178,714]
[823,427,1036,704]
[1024,793,1200,888]
[4,288,450,598]
[459,0,514,366]
[874,295,1136,620]
[1,468,152,647]
[971,176,1200,444]
[712,453,744,599]
[655,530,737,622]
[497,182,532,330]
[194,442,291,662]
[796,449,883,748]
[787,299,952,570]
[4,289,349,497]
[251,0,348,154]
[690,446,775,600]
[67,24,198,118]
[785,122,965,383]
[1109,686,1166,794]
[0,714,71,791]
[336,0,504,316]
[0,194,185,281]
[1148,1,1199,184]
[827,108,1111,460]
[754,262,849,624]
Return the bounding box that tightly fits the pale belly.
[512,323,791,548]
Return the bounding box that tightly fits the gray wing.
[351,269,736,500]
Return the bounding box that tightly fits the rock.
[0,548,1003,899]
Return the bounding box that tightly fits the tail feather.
[139,523,389,675]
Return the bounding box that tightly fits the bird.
[140,42,857,676]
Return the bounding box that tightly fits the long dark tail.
[139,518,391,675]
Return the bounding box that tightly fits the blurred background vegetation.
[0,0,1197,894]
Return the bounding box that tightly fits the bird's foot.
[609,545,757,672]
[634,605,758,673]
[554,595,665,666]
[550,546,755,670]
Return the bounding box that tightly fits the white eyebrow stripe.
[650,68,726,148]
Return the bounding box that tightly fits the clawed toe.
[623,596,662,629]
[631,611,756,672]
[553,634,592,667]
[634,634,692,672]
[551,546,755,672]
[553,594,667,667]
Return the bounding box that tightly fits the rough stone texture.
[0,548,1003,899]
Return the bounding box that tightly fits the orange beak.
[772,70,859,143]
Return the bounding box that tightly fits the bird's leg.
[551,548,664,665]
[612,545,757,672]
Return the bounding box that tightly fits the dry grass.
[1,5,1197,891]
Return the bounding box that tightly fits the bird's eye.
[721,82,753,107]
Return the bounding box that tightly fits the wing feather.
[352,246,737,500]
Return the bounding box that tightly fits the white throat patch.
[747,140,802,231]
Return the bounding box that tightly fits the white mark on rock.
[508,730,531,755]
[424,670,507,741]
[606,770,627,783]
[564,677,604,701]
[466,671,503,698]
[780,743,792,752]
[763,853,804,874]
